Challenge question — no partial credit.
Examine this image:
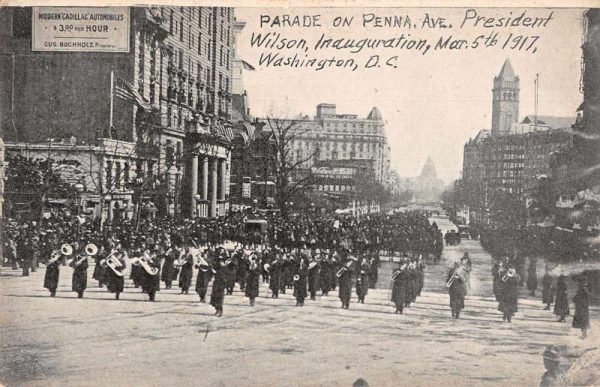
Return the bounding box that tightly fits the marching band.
[34,234,435,317]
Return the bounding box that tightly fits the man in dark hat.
[553,275,569,322]
[541,266,555,310]
[499,266,520,322]
[210,251,229,317]
[69,242,88,298]
[337,253,353,309]
[447,261,466,319]
[540,346,563,386]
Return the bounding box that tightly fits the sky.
[234,7,584,184]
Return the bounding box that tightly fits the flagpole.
[109,67,114,129]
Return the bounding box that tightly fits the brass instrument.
[61,243,73,256]
[173,249,187,268]
[100,251,125,277]
[85,243,98,256]
[336,261,353,278]
[70,254,89,267]
[446,272,459,288]
[502,268,516,282]
[447,264,469,287]
[308,260,318,270]
[249,255,258,271]
[390,263,408,280]
[48,244,73,265]
[131,251,159,276]
[293,274,300,281]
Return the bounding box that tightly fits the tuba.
[85,243,98,256]
[101,250,125,277]
[131,251,159,276]
[61,244,73,256]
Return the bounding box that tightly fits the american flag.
[213,124,234,142]
[114,77,154,112]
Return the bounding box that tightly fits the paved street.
[1,216,598,386]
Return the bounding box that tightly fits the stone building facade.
[462,60,573,221]
[0,6,237,220]
[262,103,391,188]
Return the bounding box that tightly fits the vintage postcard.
[0,2,599,386]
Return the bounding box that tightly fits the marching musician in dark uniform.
[261,246,272,284]
[281,251,294,294]
[368,253,380,288]
[320,252,334,296]
[105,248,126,300]
[447,261,466,318]
[499,266,520,322]
[224,249,238,295]
[17,235,32,276]
[527,258,538,296]
[69,243,88,298]
[93,247,107,288]
[44,246,66,297]
[195,252,213,303]
[130,245,144,288]
[391,259,410,314]
[237,248,249,291]
[210,253,228,317]
[161,245,179,290]
[307,252,321,301]
[553,275,569,322]
[268,251,282,298]
[338,254,353,309]
[356,257,370,304]
[140,248,161,302]
[177,247,194,295]
[541,267,555,310]
[245,252,261,306]
[293,256,308,306]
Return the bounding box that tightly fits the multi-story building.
[261,103,391,187]
[0,6,236,220]
[462,60,573,222]
[551,9,600,226]
[491,59,520,137]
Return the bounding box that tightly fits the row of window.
[317,184,355,192]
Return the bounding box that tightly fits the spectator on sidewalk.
[572,280,590,340]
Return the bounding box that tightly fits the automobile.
[458,225,471,239]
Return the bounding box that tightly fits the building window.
[179,17,184,41]
[198,8,202,28]
[105,161,113,188]
[170,10,174,33]
[197,33,202,55]
[124,162,130,183]
[12,7,32,38]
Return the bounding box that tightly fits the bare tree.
[264,115,317,218]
